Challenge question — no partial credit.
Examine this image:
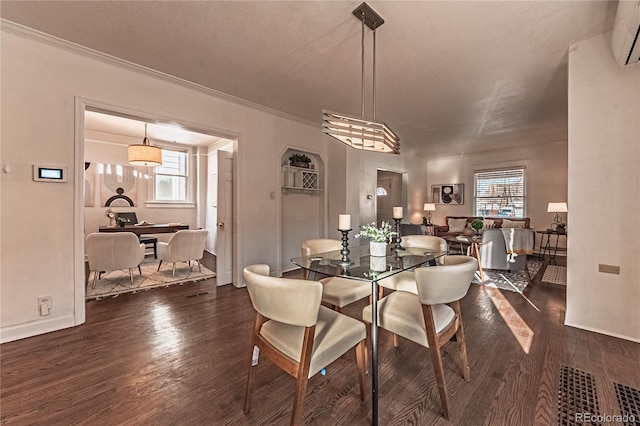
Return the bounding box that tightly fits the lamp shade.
[547,202,568,213]
[424,203,436,211]
[128,144,162,167]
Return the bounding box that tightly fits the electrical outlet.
[598,264,620,275]
[38,296,52,316]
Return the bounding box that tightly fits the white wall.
[426,141,569,237]
[345,149,430,243]
[566,33,640,342]
[0,26,325,342]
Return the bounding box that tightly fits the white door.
[209,149,233,286]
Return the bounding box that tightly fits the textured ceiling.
[1,1,617,158]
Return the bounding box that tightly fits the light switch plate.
[598,264,620,274]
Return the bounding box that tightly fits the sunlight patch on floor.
[484,287,535,354]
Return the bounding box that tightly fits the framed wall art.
[432,183,464,205]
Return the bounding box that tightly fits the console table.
[536,230,566,264]
[98,223,188,236]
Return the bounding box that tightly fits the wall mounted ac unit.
[611,0,640,67]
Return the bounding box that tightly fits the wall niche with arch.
[279,149,325,273]
[281,149,323,194]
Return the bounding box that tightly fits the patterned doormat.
[472,259,542,293]
[542,265,567,285]
[86,258,216,300]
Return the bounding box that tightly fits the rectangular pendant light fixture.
[322,2,399,154]
[322,110,399,153]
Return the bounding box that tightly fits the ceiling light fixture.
[128,123,162,167]
[322,2,399,154]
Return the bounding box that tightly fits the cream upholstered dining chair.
[379,235,449,347]
[85,232,145,288]
[157,229,208,277]
[242,264,367,425]
[362,255,477,420]
[301,239,372,313]
[379,235,448,294]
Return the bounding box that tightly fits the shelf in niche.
[282,165,321,194]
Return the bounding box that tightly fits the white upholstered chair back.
[402,235,448,252]
[243,264,322,327]
[301,239,342,257]
[159,229,208,262]
[414,255,478,306]
[86,232,145,272]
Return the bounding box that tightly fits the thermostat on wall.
[33,165,68,182]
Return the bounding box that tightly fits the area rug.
[86,258,216,300]
[541,265,567,285]
[472,259,543,293]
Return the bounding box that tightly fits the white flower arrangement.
[354,221,397,243]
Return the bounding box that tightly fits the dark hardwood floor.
[2,254,638,425]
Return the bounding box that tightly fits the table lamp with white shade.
[423,203,436,225]
[547,202,568,232]
[547,202,568,223]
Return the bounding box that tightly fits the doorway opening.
[79,104,237,310]
[376,170,404,225]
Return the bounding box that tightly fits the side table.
[444,235,485,281]
[424,224,440,236]
[536,230,567,264]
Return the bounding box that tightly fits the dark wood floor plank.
[2,255,639,425]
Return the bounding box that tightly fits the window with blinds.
[474,167,526,217]
[153,148,188,201]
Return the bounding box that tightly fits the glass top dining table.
[291,244,447,426]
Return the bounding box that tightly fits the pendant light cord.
[361,12,366,119]
[373,24,377,121]
[144,123,149,146]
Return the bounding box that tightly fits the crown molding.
[1,19,319,129]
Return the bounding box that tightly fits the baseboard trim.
[564,321,640,344]
[0,314,77,344]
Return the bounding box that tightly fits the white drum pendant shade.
[128,122,162,167]
[128,144,162,167]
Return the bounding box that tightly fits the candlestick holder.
[392,218,405,251]
[335,229,353,267]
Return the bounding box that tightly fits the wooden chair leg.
[450,301,470,381]
[290,326,314,426]
[355,341,367,400]
[138,265,142,275]
[393,333,400,348]
[244,350,258,413]
[172,263,176,277]
[423,305,450,420]
[245,316,263,414]
[157,260,163,271]
[364,322,371,375]
[129,268,134,285]
[291,374,309,425]
[428,344,451,420]
[197,259,202,273]
[92,272,98,288]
